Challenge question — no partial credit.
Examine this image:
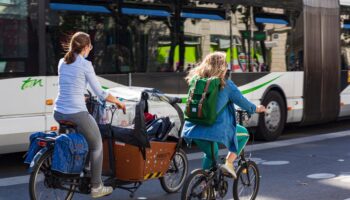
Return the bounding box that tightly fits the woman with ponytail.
[54,32,126,198]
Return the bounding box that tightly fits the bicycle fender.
[28,147,49,172]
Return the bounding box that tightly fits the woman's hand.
[105,93,126,114]
[116,101,126,114]
[256,105,266,113]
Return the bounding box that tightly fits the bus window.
[0,1,38,76]
[46,5,117,75]
[182,5,230,71]
[183,18,202,71]
[231,6,303,72]
[47,2,172,74]
[341,17,350,70]
[118,15,172,73]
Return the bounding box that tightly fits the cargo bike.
[28,89,188,200]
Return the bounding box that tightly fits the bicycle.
[28,90,188,200]
[181,110,260,200]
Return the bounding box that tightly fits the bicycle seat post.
[58,120,78,134]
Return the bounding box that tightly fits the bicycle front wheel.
[160,149,189,193]
[29,149,76,200]
[181,169,212,200]
[233,161,260,200]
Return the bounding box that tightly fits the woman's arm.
[85,62,126,113]
[105,94,126,114]
[227,80,265,114]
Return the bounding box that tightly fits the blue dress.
[181,80,256,153]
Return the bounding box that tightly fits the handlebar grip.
[168,97,182,105]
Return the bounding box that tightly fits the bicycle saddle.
[58,120,77,133]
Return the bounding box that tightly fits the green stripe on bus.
[241,75,282,95]
[180,75,282,103]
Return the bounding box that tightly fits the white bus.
[1,0,350,154]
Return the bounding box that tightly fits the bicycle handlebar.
[236,109,251,126]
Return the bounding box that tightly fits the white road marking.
[307,173,336,179]
[0,175,29,187]
[249,157,267,164]
[187,130,350,160]
[334,174,350,183]
[261,161,290,165]
[338,159,345,162]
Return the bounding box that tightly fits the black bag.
[146,117,174,141]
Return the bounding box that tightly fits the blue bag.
[24,132,57,164]
[52,133,89,174]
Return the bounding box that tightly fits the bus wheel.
[256,91,286,141]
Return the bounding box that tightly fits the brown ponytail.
[63,32,91,64]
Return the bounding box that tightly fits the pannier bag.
[185,76,221,125]
[52,133,88,174]
[24,132,57,164]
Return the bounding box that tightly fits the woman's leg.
[193,139,219,170]
[54,111,103,188]
[222,133,249,178]
[226,152,237,163]
[236,133,250,156]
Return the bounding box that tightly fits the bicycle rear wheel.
[233,161,260,200]
[181,169,212,200]
[29,149,77,200]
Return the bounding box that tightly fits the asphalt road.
[1,119,350,200]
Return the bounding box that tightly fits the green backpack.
[185,76,222,126]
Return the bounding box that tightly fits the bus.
[0,0,349,154]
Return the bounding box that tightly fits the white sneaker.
[91,184,113,198]
[220,162,237,179]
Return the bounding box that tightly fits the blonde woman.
[182,52,265,177]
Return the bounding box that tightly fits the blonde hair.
[185,52,227,89]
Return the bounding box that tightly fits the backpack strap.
[186,80,198,115]
[198,79,212,118]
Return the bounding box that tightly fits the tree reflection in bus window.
[230,6,304,72]
[118,15,172,72]
[180,4,305,73]
[46,12,118,75]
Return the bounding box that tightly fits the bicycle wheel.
[233,161,260,200]
[181,169,212,200]
[160,149,189,193]
[29,149,77,200]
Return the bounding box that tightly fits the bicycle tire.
[29,149,76,200]
[233,161,260,200]
[160,149,189,193]
[181,169,213,200]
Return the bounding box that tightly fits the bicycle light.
[37,140,47,147]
